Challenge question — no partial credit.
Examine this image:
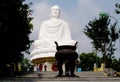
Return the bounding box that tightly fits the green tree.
[83,13,119,67]
[0,0,33,77]
[79,52,101,71]
[111,58,120,71]
[21,58,34,72]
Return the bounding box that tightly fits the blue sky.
[25,0,120,59]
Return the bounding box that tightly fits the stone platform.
[0,71,120,82]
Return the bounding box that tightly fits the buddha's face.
[50,5,60,18]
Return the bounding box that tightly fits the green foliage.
[111,58,120,72]
[79,52,101,71]
[115,3,120,14]
[0,0,33,77]
[83,14,119,65]
[78,52,120,71]
[21,58,34,72]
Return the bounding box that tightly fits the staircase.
[75,71,106,77]
[1,71,120,82]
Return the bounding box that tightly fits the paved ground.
[0,71,120,82]
[20,71,106,77]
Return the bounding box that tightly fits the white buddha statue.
[30,5,77,62]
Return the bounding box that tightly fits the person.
[44,65,47,72]
[36,64,40,73]
[36,64,42,76]
[34,64,37,72]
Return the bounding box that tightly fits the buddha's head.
[50,5,60,18]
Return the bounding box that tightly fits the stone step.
[1,71,120,82]
[1,77,120,82]
[76,71,106,77]
[21,71,106,77]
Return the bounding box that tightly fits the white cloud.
[35,2,49,15]
[78,0,102,14]
[30,2,50,40]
